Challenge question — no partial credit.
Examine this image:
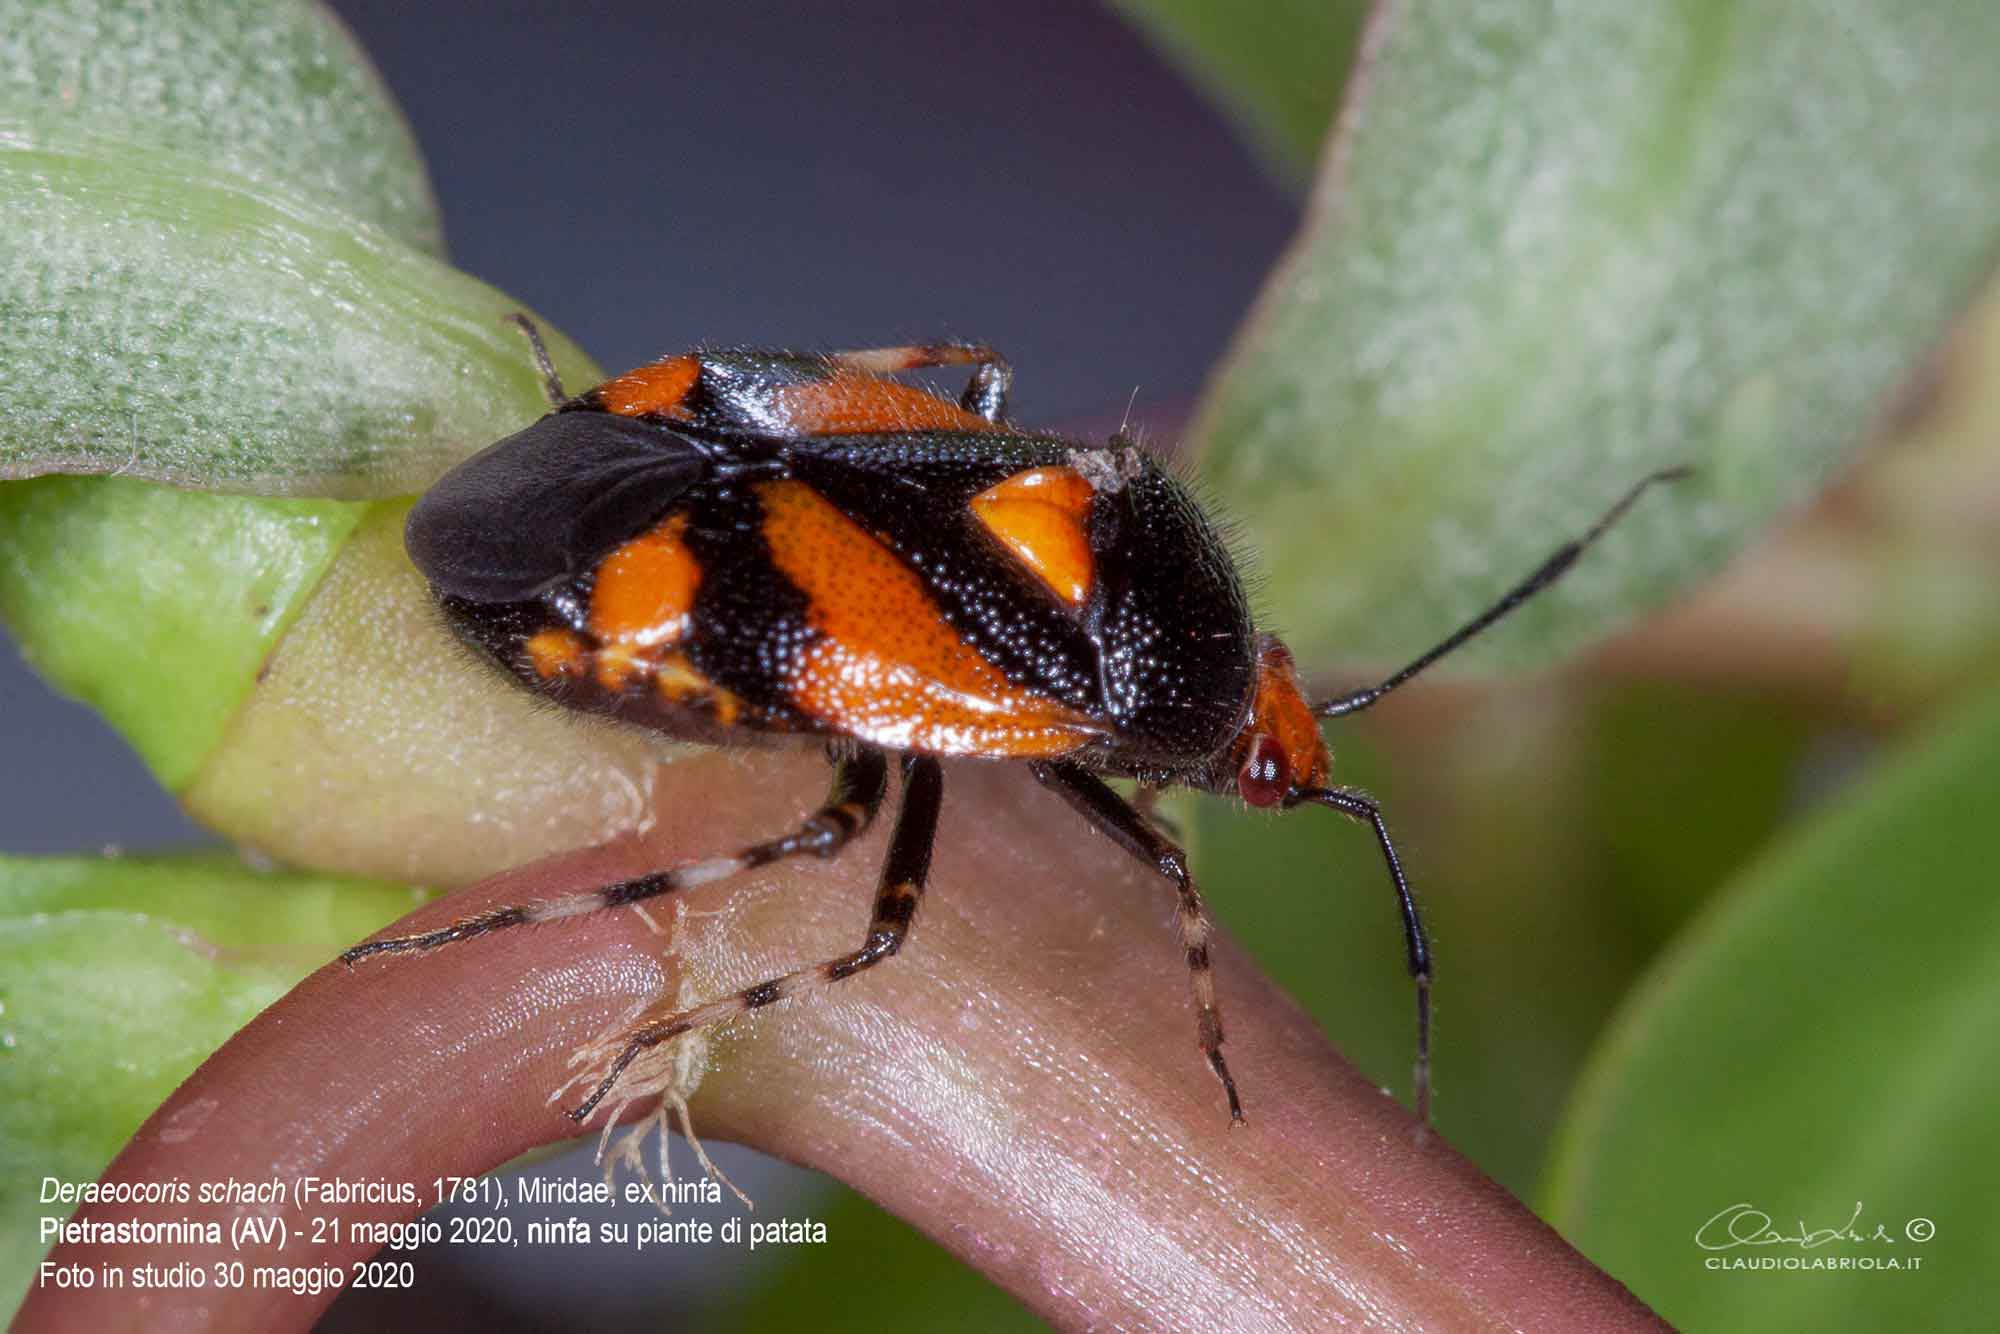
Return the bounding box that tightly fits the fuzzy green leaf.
[0,0,599,789]
[0,126,596,496]
[1194,2,2000,677]
[1,0,441,253]
[0,0,598,497]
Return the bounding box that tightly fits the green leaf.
[1106,0,1369,183]
[1543,679,2000,1331]
[0,852,422,1313]
[0,477,364,788]
[1,0,441,254]
[1193,2,2000,676]
[0,126,597,496]
[0,0,600,497]
[0,0,600,793]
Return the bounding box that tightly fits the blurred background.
[8,2,2000,1330]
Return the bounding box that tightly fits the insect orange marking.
[597,354,702,419]
[592,646,645,692]
[970,466,1096,607]
[754,479,1098,755]
[653,654,708,700]
[525,628,588,680]
[769,372,1001,436]
[711,690,743,728]
[589,516,700,650]
[653,652,744,724]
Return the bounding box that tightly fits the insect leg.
[569,754,944,1122]
[342,748,890,963]
[1131,782,1182,839]
[504,311,569,407]
[825,342,1012,422]
[1290,784,1432,1125]
[1029,760,1244,1125]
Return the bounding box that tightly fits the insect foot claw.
[548,984,751,1208]
[554,992,715,1131]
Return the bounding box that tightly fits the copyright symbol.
[1906,1218,1936,1243]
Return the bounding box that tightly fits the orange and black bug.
[345,314,1682,1127]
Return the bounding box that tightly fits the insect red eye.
[1237,733,1291,808]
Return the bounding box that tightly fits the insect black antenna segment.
[1295,465,1689,1125]
[1315,466,1692,720]
[505,311,569,408]
[1286,785,1432,1125]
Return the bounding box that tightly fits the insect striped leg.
[824,342,1011,421]
[341,748,890,964]
[1030,761,1245,1126]
[569,754,944,1122]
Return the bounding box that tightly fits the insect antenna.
[1315,466,1691,719]
[504,311,569,407]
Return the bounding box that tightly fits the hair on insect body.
[344,313,1687,1129]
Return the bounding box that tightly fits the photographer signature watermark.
[1695,1202,1934,1271]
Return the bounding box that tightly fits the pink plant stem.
[21,753,1662,1331]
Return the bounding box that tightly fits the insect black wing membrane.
[405,411,710,604]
